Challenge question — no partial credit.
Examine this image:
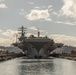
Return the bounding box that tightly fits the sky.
[0,0,76,46]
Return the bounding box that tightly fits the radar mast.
[18,26,27,37]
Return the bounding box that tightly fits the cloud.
[19,9,28,16]
[34,7,40,9]
[34,5,52,9]
[19,5,54,21]
[0,30,2,33]
[29,26,38,31]
[0,37,11,46]
[26,9,52,21]
[60,0,76,17]
[52,12,57,15]
[29,26,45,33]
[49,34,76,46]
[0,29,18,46]
[28,1,34,4]
[45,18,52,21]
[1,29,18,38]
[48,5,52,9]
[19,9,24,15]
[55,21,76,25]
[0,3,7,8]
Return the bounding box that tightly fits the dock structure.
[0,54,11,61]
[0,50,17,61]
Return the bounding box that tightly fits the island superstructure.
[13,26,63,58]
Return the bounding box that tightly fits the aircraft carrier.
[13,26,63,58]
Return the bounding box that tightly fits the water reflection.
[18,59,54,75]
[0,58,76,75]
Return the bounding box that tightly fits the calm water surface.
[0,58,76,75]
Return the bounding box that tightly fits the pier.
[0,53,16,61]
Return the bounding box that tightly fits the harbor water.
[0,58,76,75]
